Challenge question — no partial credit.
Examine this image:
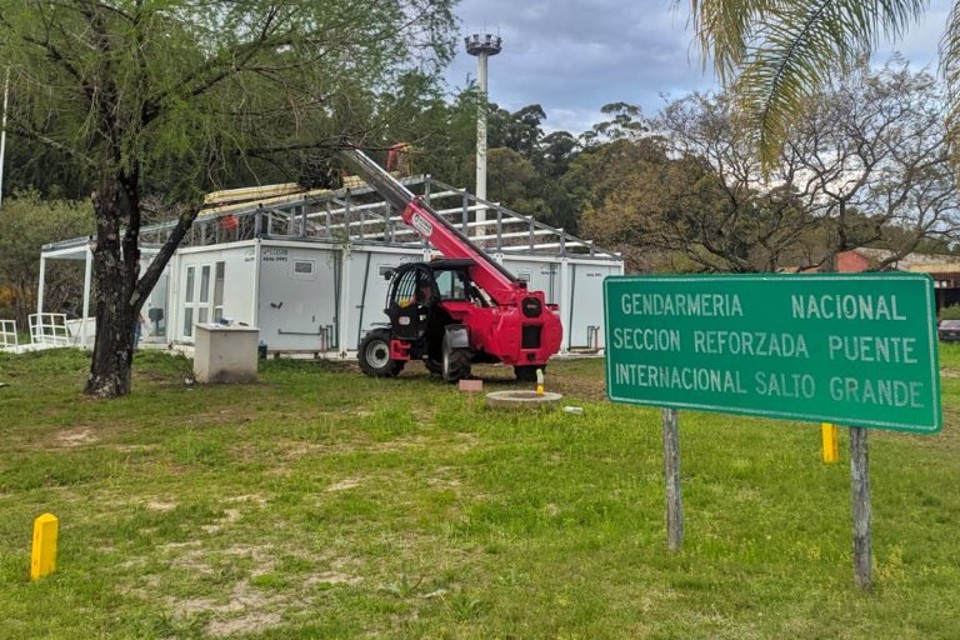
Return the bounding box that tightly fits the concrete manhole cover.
[485,390,563,410]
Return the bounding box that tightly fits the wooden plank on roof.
[202,175,381,206]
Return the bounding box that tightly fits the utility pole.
[465,32,502,239]
[0,68,9,211]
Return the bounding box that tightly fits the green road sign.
[604,273,942,433]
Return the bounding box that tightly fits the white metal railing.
[29,313,71,347]
[0,319,18,349]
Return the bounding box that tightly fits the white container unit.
[165,239,620,354]
[39,175,624,357]
[255,242,339,353]
[564,260,621,351]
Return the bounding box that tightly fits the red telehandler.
[340,146,563,382]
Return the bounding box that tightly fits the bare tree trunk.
[83,165,199,398]
[85,177,140,397]
[85,272,136,397]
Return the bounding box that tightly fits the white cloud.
[445,0,951,135]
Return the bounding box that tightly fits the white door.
[181,262,224,340]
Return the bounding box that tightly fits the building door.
[181,262,224,340]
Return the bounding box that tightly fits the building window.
[185,266,195,303]
[213,261,225,322]
[199,265,211,303]
[294,260,313,274]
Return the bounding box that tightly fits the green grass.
[1,348,959,638]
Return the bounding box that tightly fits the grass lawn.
[1,347,960,639]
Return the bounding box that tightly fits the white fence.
[29,313,72,347]
[1,314,98,353]
[0,320,18,349]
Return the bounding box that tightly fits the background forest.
[3,53,959,328]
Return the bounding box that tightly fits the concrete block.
[193,324,259,384]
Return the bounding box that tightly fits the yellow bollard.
[536,368,545,396]
[821,423,839,464]
[30,513,59,581]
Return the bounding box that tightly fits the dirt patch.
[170,579,285,637]
[114,444,157,454]
[327,477,362,492]
[542,371,607,402]
[271,440,360,461]
[146,500,178,512]
[160,541,202,552]
[202,507,242,534]
[426,466,462,489]
[305,571,362,587]
[225,494,268,507]
[207,611,281,638]
[222,543,274,564]
[55,427,98,447]
[201,499,266,533]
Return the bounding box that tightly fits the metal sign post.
[661,408,683,551]
[0,68,10,211]
[850,426,872,588]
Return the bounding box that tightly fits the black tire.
[358,329,405,377]
[441,333,472,383]
[514,365,542,383]
[425,358,443,376]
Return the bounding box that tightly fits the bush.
[0,191,92,328]
[940,304,960,321]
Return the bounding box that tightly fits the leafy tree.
[398,85,482,189]
[647,92,818,272]
[538,131,580,179]
[531,131,581,232]
[485,148,550,219]
[563,136,668,223]
[579,102,648,149]
[575,136,778,272]
[0,193,93,329]
[940,304,960,320]
[665,64,960,272]
[0,0,455,397]
[779,61,960,269]
[562,102,653,237]
[580,62,958,273]
[488,104,548,159]
[3,141,92,201]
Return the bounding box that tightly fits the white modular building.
[37,175,623,356]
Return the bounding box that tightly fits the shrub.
[939,304,960,321]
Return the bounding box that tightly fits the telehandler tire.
[358,329,405,377]
[441,334,472,382]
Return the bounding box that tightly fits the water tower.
[465,32,502,236]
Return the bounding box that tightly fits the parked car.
[939,319,960,342]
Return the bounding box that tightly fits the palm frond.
[691,0,927,165]
[687,0,776,81]
[940,2,960,160]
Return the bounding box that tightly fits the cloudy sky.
[443,0,954,135]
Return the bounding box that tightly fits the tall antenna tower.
[465,32,502,236]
